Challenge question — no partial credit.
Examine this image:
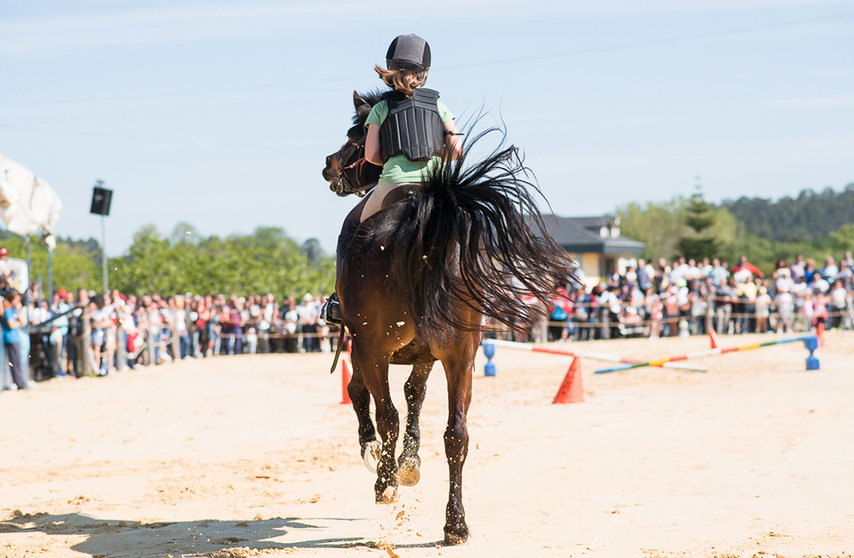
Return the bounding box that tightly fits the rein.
[331,139,370,197]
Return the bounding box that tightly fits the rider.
[322,33,463,324]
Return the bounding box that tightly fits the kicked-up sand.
[1,330,853,557]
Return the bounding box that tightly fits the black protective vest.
[379,88,445,162]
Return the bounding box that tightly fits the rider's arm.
[365,124,382,166]
[444,120,463,161]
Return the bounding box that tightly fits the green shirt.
[365,96,454,184]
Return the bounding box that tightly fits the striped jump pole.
[594,335,820,374]
[482,338,707,372]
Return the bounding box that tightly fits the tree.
[677,186,720,260]
[829,224,854,253]
[0,233,101,293]
[617,197,687,260]
[724,184,854,242]
[170,222,200,245]
[108,224,335,297]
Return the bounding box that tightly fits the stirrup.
[322,294,342,325]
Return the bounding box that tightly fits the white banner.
[0,154,63,236]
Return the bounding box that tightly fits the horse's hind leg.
[441,349,474,545]
[397,362,433,487]
[347,365,380,473]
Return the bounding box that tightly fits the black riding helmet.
[386,34,431,72]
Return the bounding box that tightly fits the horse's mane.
[352,90,388,126]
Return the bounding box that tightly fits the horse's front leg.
[397,362,433,486]
[440,350,474,545]
[352,347,399,503]
[347,363,380,472]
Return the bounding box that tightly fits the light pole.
[89,180,113,293]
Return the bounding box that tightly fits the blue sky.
[2,1,852,256]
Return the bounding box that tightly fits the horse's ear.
[353,90,370,111]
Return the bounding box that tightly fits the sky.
[1,0,853,257]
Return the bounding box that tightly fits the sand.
[1,331,853,558]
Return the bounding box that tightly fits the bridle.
[331,138,362,195]
[329,122,374,197]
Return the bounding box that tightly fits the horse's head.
[322,91,383,196]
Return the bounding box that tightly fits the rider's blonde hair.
[374,65,427,97]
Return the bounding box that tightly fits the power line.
[2,12,847,111]
[445,12,851,70]
[0,124,319,151]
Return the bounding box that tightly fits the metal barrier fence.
[1,319,345,388]
[2,298,850,388]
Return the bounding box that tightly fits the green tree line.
[618,183,854,275]
[722,183,854,242]
[5,183,853,295]
[0,225,335,298]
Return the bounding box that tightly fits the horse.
[322,91,576,545]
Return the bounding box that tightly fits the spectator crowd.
[1,275,339,390]
[537,251,854,343]
[2,247,853,392]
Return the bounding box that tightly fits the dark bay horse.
[322,91,575,545]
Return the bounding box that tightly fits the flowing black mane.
[352,90,387,126]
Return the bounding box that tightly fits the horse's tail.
[369,124,578,342]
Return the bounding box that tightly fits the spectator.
[803,258,818,285]
[259,293,276,353]
[773,260,795,295]
[662,285,680,337]
[790,254,806,283]
[841,251,854,276]
[245,327,258,354]
[298,294,320,352]
[828,278,848,329]
[0,248,12,283]
[282,298,300,353]
[754,285,772,333]
[89,295,109,375]
[714,277,736,335]
[644,287,662,338]
[837,260,852,286]
[2,290,29,390]
[775,282,795,333]
[51,290,71,375]
[688,280,708,335]
[222,296,245,355]
[709,258,730,287]
[636,258,652,292]
[547,285,571,342]
[821,256,839,281]
[174,296,190,359]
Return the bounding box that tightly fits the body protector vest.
[379,88,445,162]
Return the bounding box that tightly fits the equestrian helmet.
[386,34,431,71]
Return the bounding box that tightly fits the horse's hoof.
[376,485,398,504]
[361,440,381,474]
[397,457,421,487]
[443,527,469,545]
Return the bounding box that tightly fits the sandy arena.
[1,331,853,558]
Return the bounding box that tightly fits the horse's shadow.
[0,511,443,556]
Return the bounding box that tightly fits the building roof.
[540,214,644,255]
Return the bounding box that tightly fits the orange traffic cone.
[341,357,352,405]
[709,328,720,349]
[552,357,584,404]
[816,321,825,348]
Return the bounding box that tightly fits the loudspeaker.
[90,186,113,216]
